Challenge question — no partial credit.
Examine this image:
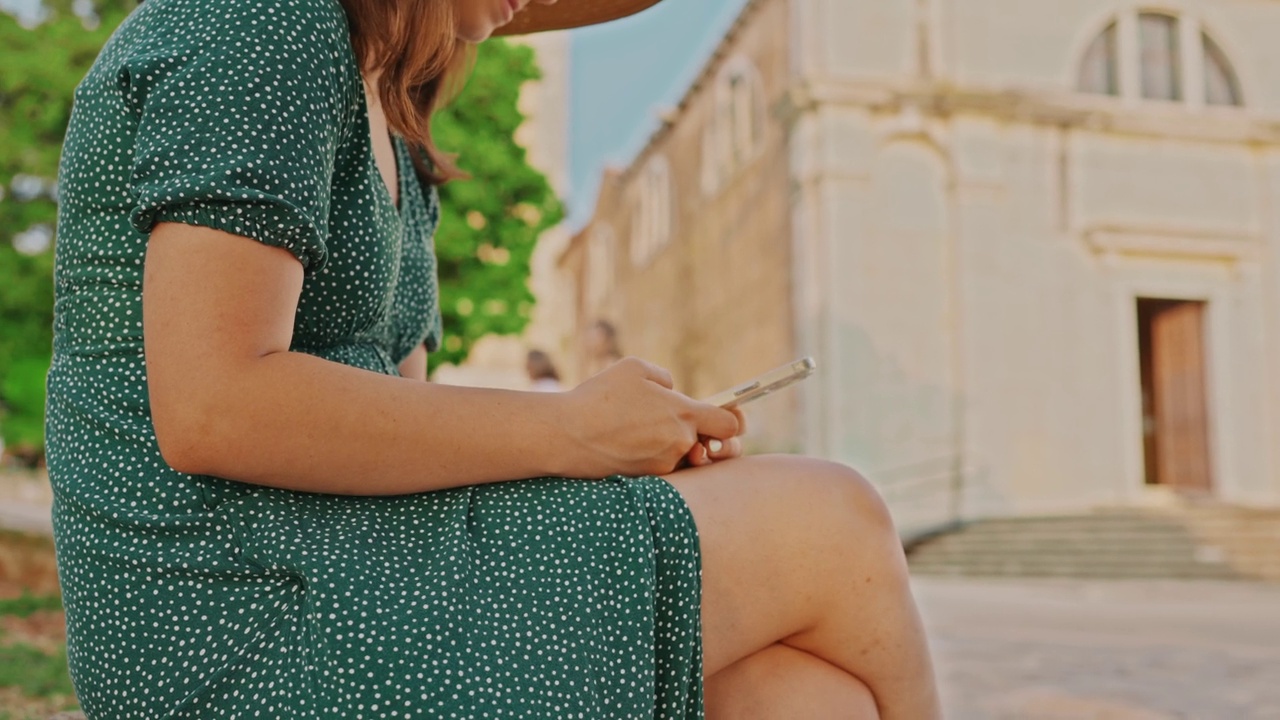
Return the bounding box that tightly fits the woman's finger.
[690,402,740,441]
[705,436,742,461]
[624,357,675,389]
[684,441,712,467]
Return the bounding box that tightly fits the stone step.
[908,552,1246,567]
[909,548,1258,561]
[937,517,1280,528]
[932,538,1280,549]
[908,549,1243,563]
[909,558,1243,572]
[910,565,1245,580]
[911,548,1249,566]
[907,537,1280,549]
[910,556,1280,579]
[909,513,1280,533]
[904,507,1280,582]
[930,526,1280,537]
[910,528,1278,541]
[912,531,1269,542]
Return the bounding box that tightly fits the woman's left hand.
[682,407,747,468]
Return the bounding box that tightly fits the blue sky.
[566,0,750,226]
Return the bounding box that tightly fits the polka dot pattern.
[46,0,705,716]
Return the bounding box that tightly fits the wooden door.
[1146,300,1213,492]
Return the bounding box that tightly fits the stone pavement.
[914,577,1280,719]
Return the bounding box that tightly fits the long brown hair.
[339,0,472,185]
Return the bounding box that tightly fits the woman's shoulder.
[118,0,353,64]
[102,0,361,123]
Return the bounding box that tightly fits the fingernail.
[708,439,723,453]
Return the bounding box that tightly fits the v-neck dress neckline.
[361,97,406,223]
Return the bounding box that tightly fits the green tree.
[0,2,562,457]
[0,1,132,462]
[432,40,564,371]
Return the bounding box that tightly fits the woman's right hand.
[555,357,742,478]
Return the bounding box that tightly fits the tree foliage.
[0,2,561,457]
[432,40,564,371]
[0,1,132,460]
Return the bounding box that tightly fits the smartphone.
[701,357,817,409]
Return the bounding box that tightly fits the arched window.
[1077,12,1243,108]
[587,224,615,308]
[1138,13,1181,101]
[703,56,765,194]
[631,157,672,268]
[729,70,761,164]
[1078,22,1119,96]
[1203,34,1242,107]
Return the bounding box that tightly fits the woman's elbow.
[151,390,220,475]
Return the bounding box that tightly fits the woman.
[48,0,940,716]
[526,349,564,392]
[583,318,625,379]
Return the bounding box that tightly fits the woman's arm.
[144,223,741,495]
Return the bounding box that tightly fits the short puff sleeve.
[119,0,358,275]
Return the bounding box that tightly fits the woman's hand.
[556,357,743,478]
[682,406,748,469]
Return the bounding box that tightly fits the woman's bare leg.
[664,455,941,720]
[705,643,879,719]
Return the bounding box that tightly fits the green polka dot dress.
[47,0,705,716]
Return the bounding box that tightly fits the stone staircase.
[907,504,1280,582]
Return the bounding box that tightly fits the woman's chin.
[457,21,501,44]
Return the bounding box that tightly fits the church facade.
[561,0,1280,534]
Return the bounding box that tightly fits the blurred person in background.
[584,317,624,377]
[526,348,564,392]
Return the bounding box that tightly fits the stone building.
[561,0,1280,535]
[559,0,800,454]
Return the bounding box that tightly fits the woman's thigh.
[663,454,896,676]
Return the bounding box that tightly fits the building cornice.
[782,77,1280,147]
[1083,224,1263,264]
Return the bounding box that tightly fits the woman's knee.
[769,456,899,545]
[784,457,911,593]
[668,453,905,588]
